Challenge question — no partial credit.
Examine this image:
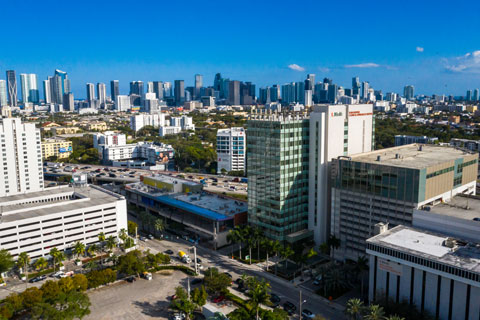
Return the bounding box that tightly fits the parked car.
[29,275,47,283]
[108,173,116,178]
[148,234,154,240]
[283,301,296,315]
[164,249,174,255]
[191,278,203,285]
[126,276,136,283]
[302,309,315,319]
[212,295,225,303]
[270,293,281,308]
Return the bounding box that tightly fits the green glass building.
[247,113,312,243]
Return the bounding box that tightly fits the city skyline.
[1,0,480,97]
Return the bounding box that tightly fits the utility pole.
[187,276,191,300]
[299,290,302,320]
[193,246,198,275]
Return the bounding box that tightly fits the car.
[196,258,202,263]
[148,234,154,240]
[313,275,323,286]
[191,278,203,285]
[169,312,185,320]
[29,275,47,283]
[164,249,174,255]
[302,309,315,319]
[108,173,116,178]
[52,271,65,278]
[129,175,136,178]
[212,295,225,303]
[224,272,233,279]
[283,301,296,314]
[126,276,136,283]
[139,236,147,241]
[270,293,281,307]
[81,166,90,169]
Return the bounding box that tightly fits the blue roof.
[156,195,231,221]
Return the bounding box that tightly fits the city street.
[137,235,346,320]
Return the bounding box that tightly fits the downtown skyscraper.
[6,70,17,107]
[0,80,7,107]
[20,73,39,104]
[110,80,119,102]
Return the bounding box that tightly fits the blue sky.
[2,0,480,98]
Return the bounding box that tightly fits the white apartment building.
[216,127,246,173]
[0,185,128,260]
[130,113,167,132]
[170,116,195,131]
[159,126,182,137]
[115,95,130,112]
[367,225,480,320]
[308,104,374,244]
[93,131,127,149]
[0,118,44,197]
[98,142,174,165]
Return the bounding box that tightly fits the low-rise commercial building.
[130,113,167,132]
[159,126,181,137]
[0,184,128,260]
[125,174,247,248]
[366,225,480,320]
[99,142,174,166]
[331,144,478,260]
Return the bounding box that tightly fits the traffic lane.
[142,239,344,320]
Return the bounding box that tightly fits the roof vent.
[376,155,381,161]
[443,237,456,248]
[395,153,399,159]
[418,145,423,151]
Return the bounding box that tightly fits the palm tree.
[106,236,116,251]
[385,316,404,320]
[324,267,349,297]
[252,228,264,260]
[226,230,237,259]
[98,232,106,250]
[73,241,86,259]
[55,252,66,270]
[271,240,282,275]
[17,252,30,288]
[49,248,60,272]
[262,239,273,271]
[246,276,271,320]
[364,305,386,320]
[327,235,341,259]
[34,257,48,271]
[87,244,98,257]
[229,226,245,260]
[355,256,369,297]
[154,218,165,237]
[244,226,255,265]
[119,228,128,243]
[282,245,294,271]
[345,298,364,320]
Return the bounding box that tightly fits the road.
[138,235,346,320]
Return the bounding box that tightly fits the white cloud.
[416,46,424,52]
[288,64,305,72]
[445,50,480,73]
[318,67,330,73]
[344,63,380,68]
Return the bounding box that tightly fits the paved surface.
[87,271,186,320]
[138,235,346,320]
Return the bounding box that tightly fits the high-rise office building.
[147,82,154,93]
[97,83,106,108]
[213,73,222,91]
[153,81,163,100]
[404,85,415,100]
[309,104,374,245]
[331,144,478,260]
[307,74,316,93]
[129,81,144,96]
[0,118,44,197]
[194,74,203,99]
[174,80,185,106]
[228,81,241,105]
[63,93,74,112]
[115,95,130,112]
[163,82,172,97]
[473,89,479,101]
[466,90,473,101]
[43,79,51,103]
[281,83,296,104]
[352,77,360,96]
[295,81,305,104]
[20,74,39,104]
[361,81,369,100]
[110,80,119,102]
[6,70,17,107]
[0,80,7,107]
[217,127,246,173]
[49,70,70,104]
[247,113,311,243]
[86,83,95,102]
[327,84,338,104]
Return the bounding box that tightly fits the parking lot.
[87,270,187,320]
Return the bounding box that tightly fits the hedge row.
[153,265,196,276]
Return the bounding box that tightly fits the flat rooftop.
[350,144,475,169]
[0,185,123,223]
[423,195,480,220]
[367,225,480,273]
[174,193,247,216]
[145,174,199,187]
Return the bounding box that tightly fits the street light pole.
[299,289,302,320]
[193,246,198,275]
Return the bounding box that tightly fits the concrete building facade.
[41,139,73,160]
[216,127,246,174]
